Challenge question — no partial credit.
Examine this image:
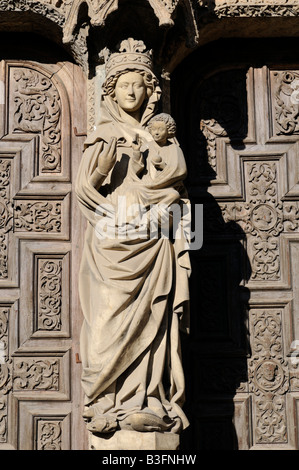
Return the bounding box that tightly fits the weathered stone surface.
[0,0,299,453]
[0,55,88,450]
[76,38,191,445]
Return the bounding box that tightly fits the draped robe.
[75,93,191,431]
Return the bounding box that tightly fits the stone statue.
[75,38,191,437]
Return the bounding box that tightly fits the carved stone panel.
[174,61,299,450]
[0,59,86,449]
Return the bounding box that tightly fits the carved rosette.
[222,160,299,282]
[248,309,289,444]
[249,356,289,396]
[14,201,61,233]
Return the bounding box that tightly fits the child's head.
[147,113,176,146]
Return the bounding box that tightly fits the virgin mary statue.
[75,38,191,435]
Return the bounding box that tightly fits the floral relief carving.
[289,362,299,392]
[0,397,7,443]
[0,160,13,279]
[37,259,62,331]
[247,161,282,281]
[87,77,96,134]
[12,68,62,173]
[248,309,289,444]
[250,309,282,358]
[0,308,12,443]
[37,420,62,450]
[272,71,299,136]
[0,0,65,25]
[254,395,287,444]
[0,54,74,448]
[13,358,59,391]
[221,160,299,282]
[14,201,61,233]
[215,1,299,19]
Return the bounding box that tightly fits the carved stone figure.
[75,38,191,436]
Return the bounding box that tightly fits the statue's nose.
[127,85,134,96]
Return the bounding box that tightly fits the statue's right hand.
[131,133,142,152]
[97,137,117,175]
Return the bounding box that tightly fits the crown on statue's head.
[104,38,153,79]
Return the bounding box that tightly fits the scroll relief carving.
[0,308,11,443]
[0,0,65,26]
[214,0,299,19]
[0,160,13,279]
[272,70,299,136]
[12,68,62,173]
[13,358,59,391]
[37,420,62,450]
[0,70,63,287]
[14,201,62,233]
[221,160,299,282]
[248,309,289,444]
[37,259,62,331]
[1,308,60,441]
[0,154,62,291]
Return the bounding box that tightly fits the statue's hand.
[97,137,117,175]
[131,133,142,153]
[152,155,162,165]
[152,154,166,170]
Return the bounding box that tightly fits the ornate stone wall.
[0,56,87,449]
[0,0,298,451]
[0,1,298,73]
[172,37,299,449]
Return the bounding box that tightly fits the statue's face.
[149,121,168,146]
[114,72,147,113]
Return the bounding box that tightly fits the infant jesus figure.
[146,112,177,179]
[123,113,188,239]
[130,113,187,188]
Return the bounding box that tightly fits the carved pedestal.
[89,431,180,450]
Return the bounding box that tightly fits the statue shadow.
[172,66,252,450]
[180,176,251,450]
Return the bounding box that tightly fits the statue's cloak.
[75,94,191,428]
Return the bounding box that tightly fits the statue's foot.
[86,415,118,434]
[120,412,174,433]
[83,407,95,420]
[83,403,105,421]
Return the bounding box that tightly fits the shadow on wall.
[171,55,252,450]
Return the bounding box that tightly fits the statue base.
[89,430,180,450]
